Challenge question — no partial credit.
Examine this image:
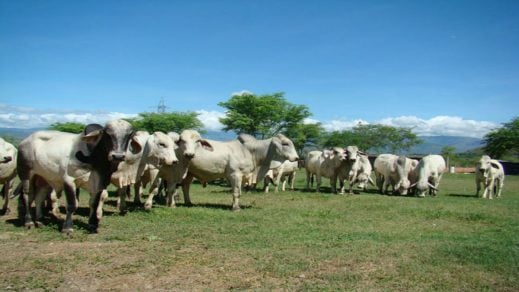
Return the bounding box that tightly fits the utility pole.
[157,97,167,113]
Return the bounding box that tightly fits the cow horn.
[428,182,438,191]
[368,176,376,186]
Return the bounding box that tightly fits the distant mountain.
[408,136,483,155]
[0,127,45,142]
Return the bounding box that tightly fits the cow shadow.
[447,193,479,199]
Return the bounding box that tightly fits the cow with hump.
[305,147,346,193]
[180,133,299,211]
[475,155,505,199]
[17,119,139,234]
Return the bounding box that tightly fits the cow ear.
[81,129,103,145]
[358,150,367,156]
[130,135,143,154]
[200,139,214,151]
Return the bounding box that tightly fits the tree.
[484,117,519,160]
[322,124,422,153]
[284,122,324,156]
[48,122,85,134]
[441,146,457,168]
[218,92,312,139]
[128,112,204,133]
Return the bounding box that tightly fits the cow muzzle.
[184,153,195,159]
[110,153,126,161]
[0,156,12,163]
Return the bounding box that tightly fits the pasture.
[1,173,518,290]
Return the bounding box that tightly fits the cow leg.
[496,178,504,198]
[1,182,10,215]
[166,183,178,208]
[87,189,105,233]
[316,174,322,193]
[274,173,282,193]
[475,178,481,197]
[305,170,311,190]
[62,183,78,234]
[144,181,160,211]
[230,173,242,211]
[117,187,127,215]
[182,174,194,207]
[134,181,142,205]
[50,190,62,219]
[34,185,51,227]
[20,179,34,228]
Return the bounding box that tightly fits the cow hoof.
[144,204,152,211]
[61,227,74,235]
[232,206,241,212]
[88,224,99,234]
[2,208,10,215]
[35,221,45,228]
[25,221,35,229]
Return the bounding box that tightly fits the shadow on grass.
[447,193,479,199]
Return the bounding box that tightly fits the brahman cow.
[338,152,374,194]
[374,154,414,195]
[181,133,299,211]
[475,155,505,199]
[17,120,138,233]
[411,154,446,197]
[0,137,17,215]
[305,148,346,193]
[112,131,178,213]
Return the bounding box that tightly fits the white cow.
[0,137,17,215]
[146,130,212,209]
[17,120,139,233]
[374,154,413,195]
[338,153,374,194]
[411,154,446,197]
[181,133,299,211]
[305,148,346,193]
[111,131,178,213]
[263,160,298,193]
[476,155,505,199]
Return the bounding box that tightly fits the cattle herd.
[0,119,507,234]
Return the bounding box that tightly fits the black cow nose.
[184,153,195,159]
[2,156,12,163]
[112,154,126,161]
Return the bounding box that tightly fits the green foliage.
[48,122,86,134]
[484,117,519,160]
[128,112,204,133]
[322,124,422,153]
[0,135,20,147]
[283,122,324,155]
[218,92,312,139]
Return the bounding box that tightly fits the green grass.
[1,173,518,290]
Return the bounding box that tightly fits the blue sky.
[1,0,518,138]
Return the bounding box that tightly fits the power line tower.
[157,97,167,113]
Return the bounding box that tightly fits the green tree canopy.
[128,112,204,134]
[218,92,312,139]
[322,124,422,154]
[48,122,86,134]
[484,117,519,160]
[284,122,324,156]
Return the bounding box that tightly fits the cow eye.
[159,143,167,148]
[282,143,289,147]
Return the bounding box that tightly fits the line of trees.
[41,92,518,163]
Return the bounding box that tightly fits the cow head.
[0,138,12,164]
[272,134,299,162]
[344,145,364,162]
[77,120,140,167]
[478,155,492,178]
[176,129,213,160]
[148,132,178,166]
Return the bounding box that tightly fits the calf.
[476,155,505,199]
[17,120,138,233]
[264,160,298,193]
[0,137,17,215]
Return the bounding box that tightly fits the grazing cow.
[305,148,346,193]
[263,160,298,193]
[476,155,505,199]
[338,153,374,194]
[112,131,178,213]
[411,154,446,197]
[145,130,210,209]
[0,137,17,215]
[374,154,413,195]
[17,120,138,233]
[181,133,299,211]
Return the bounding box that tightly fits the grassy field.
[1,172,518,291]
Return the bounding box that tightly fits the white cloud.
[195,110,225,131]
[0,104,138,128]
[321,119,370,132]
[230,90,253,97]
[377,115,498,138]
